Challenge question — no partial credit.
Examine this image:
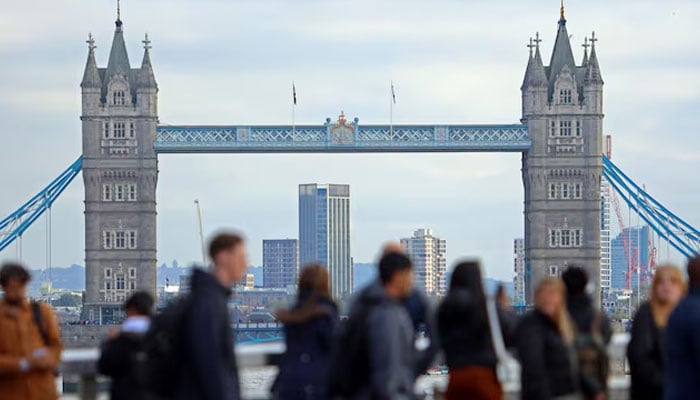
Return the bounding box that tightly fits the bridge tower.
[80,15,158,322]
[521,7,604,303]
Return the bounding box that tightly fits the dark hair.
[379,252,412,285]
[448,261,488,330]
[0,263,31,287]
[562,265,588,296]
[688,256,700,288]
[298,263,330,299]
[208,232,244,262]
[124,291,154,316]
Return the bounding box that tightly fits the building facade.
[401,228,447,297]
[600,176,612,295]
[262,239,299,289]
[81,17,158,322]
[611,226,651,290]
[521,8,604,304]
[513,238,526,306]
[299,184,352,299]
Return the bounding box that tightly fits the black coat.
[178,269,240,400]
[627,302,664,400]
[516,310,578,400]
[98,332,147,400]
[437,289,498,370]
[274,296,338,400]
[567,294,613,344]
[665,288,700,400]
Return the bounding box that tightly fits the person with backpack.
[665,256,700,400]
[328,252,416,399]
[516,277,582,400]
[171,232,248,400]
[0,262,63,400]
[562,266,611,400]
[98,291,155,400]
[437,261,504,400]
[627,264,685,400]
[272,264,338,400]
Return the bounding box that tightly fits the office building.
[401,228,447,297]
[611,226,651,290]
[263,239,299,288]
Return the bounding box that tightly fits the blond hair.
[650,264,686,327]
[535,277,575,344]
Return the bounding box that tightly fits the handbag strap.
[486,298,507,360]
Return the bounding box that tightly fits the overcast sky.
[1,0,699,281]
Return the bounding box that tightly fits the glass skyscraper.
[611,226,650,290]
[299,184,352,300]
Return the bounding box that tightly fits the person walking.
[437,261,503,400]
[273,264,338,400]
[0,262,63,400]
[516,277,582,400]
[664,256,700,400]
[98,291,155,400]
[627,265,685,400]
[178,232,248,400]
[328,251,416,399]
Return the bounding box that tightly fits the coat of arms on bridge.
[329,111,355,145]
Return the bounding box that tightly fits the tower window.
[550,120,556,137]
[561,229,571,247]
[559,121,572,137]
[128,184,137,201]
[129,268,136,278]
[103,122,110,138]
[576,120,582,137]
[559,89,572,104]
[115,185,124,201]
[129,122,135,139]
[550,230,557,247]
[574,183,582,199]
[562,183,569,199]
[116,274,125,290]
[105,268,112,278]
[103,184,112,201]
[113,91,126,105]
[105,281,112,290]
[574,229,582,247]
[103,231,113,249]
[549,183,557,199]
[114,122,126,138]
[128,231,137,249]
[115,232,126,249]
[549,266,559,276]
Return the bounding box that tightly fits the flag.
[293,83,297,105]
[391,81,396,104]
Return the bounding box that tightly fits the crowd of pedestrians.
[0,232,699,400]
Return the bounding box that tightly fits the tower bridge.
[1,7,698,321]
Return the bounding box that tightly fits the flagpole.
[292,82,297,137]
[390,81,394,135]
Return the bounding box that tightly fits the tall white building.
[600,177,612,296]
[401,228,447,297]
[513,238,526,306]
[299,184,352,300]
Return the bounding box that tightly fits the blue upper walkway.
[155,116,530,153]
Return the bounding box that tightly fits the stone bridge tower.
[521,8,604,303]
[80,15,158,322]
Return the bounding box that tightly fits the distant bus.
[248,312,276,323]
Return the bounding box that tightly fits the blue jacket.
[273,294,338,400]
[178,269,240,400]
[665,288,700,400]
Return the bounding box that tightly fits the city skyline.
[1,1,699,282]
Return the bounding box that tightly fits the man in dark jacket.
[665,256,700,400]
[98,291,154,400]
[348,252,417,399]
[178,232,248,400]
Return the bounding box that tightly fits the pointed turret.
[581,37,590,67]
[81,34,101,88]
[105,19,131,80]
[139,34,157,88]
[585,32,603,84]
[522,33,548,90]
[547,12,577,95]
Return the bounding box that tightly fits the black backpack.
[327,299,373,399]
[573,311,609,395]
[141,295,191,398]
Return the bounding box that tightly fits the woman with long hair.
[627,264,686,400]
[272,264,338,400]
[516,277,581,400]
[437,261,503,400]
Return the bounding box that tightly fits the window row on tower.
[548,182,583,200]
[549,119,582,137]
[548,228,583,248]
[103,230,138,250]
[103,121,136,139]
[103,183,137,202]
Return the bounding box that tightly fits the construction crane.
[606,135,635,290]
